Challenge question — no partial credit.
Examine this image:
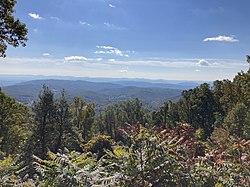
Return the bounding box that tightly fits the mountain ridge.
[2,79,185,109]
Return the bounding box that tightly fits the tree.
[71,97,95,141]
[0,89,30,155]
[121,98,145,125]
[176,84,216,138]
[0,0,28,57]
[54,90,73,152]
[103,105,116,138]
[95,103,129,139]
[233,69,250,107]
[32,85,57,159]
[223,102,250,139]
[247,55,250,64]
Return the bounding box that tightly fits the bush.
[83,135,114,159]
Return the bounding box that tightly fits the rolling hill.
[2,79,183,109]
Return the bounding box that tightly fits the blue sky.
[0,0,249,80]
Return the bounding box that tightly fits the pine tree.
[32,85,57,159]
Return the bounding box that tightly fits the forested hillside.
[0,59,249,186]
[2,79,182,108]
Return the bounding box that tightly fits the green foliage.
[54,90,78,152]
[210,127,231,148]
[71,96,95,141]
[96,103,129,139]
[152,100,180,128]
[152,57,250,140]
[0,90,30,155]
[32,85,58,159]
[95,98,150,140]
[0,0,28,57]
[224,102,250,139]
[31,87,78,156]
[247,55,250,65]
[0,155,36,187]
[83,135,113,159]
[233,70,250,106]
[121,98,145,124]
[33,151,85,186]
[170,83,217,137]
[33,150,121,186]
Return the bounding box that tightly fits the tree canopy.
[0,0,28,57]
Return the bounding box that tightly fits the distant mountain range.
[0,75,207,109]
[0,75,204,87]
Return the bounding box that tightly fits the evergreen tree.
[54,90,72,152]
[71,97,95,141]
[121,98,144,125]
[167,83,216,138]
[32,85,57,159]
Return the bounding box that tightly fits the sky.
[0,0,249,81]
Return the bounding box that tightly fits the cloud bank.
[1,57,248,81]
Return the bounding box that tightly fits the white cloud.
[95,46,130,57]
[79,21,91,26]
[203,35,239,42]
[64,56,105,62]
[94,50,106,54]
[64,56,88,61]
[96,58,103,61]
[195,69,201,72]
[97,45,115,50]
[109,59,116,62]
[109,4,115,8]
[43,53,50,56]
[196,59,210,66]
[119,69,128,73]
[104,22,127,30]
[28,13,43,20]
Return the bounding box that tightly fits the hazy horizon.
[0,73,214,83]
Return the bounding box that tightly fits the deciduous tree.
[0,89,30,155]
[0,0,28,57]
